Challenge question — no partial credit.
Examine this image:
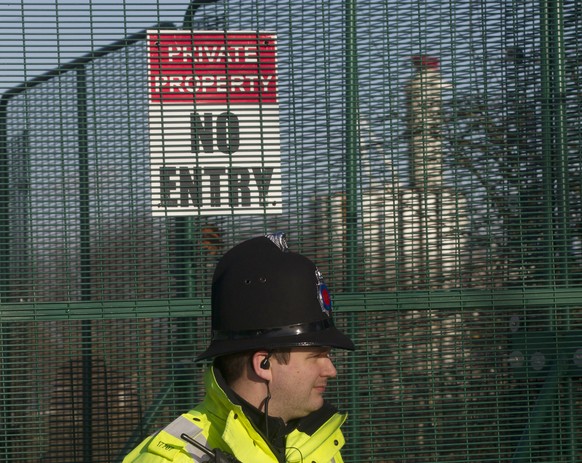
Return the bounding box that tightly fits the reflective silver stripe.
[162,415,210,462]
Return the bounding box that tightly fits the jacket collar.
[203,367,347,462]
[207,366,341,435]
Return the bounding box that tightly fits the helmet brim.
[196,326,355,361]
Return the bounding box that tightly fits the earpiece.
[260,354,271,370]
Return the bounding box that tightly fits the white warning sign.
[147,31,282,215]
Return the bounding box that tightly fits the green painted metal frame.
[522,1,579,461]
[0,1,581,461]
[0,287,581,320]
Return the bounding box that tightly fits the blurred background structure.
[0,1,581,462]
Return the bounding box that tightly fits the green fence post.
[345,0,360,287]
[0,77,10,463]
[539,1,577,461]
[344,0,361,458]
[77,65,95,463]
[540,0,570,286]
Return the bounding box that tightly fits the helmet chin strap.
[263,381,272,438]
[260,352,273,438]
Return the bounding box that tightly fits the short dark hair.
[214,348,291,385]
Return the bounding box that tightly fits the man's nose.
[323,358,337,378]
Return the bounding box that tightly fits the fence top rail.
[0,21,176,105]
[1,287,581,321]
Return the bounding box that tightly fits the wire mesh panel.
[0,1,581,462]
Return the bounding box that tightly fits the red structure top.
[411,55,440,71]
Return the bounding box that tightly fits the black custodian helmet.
[197,232,355,360]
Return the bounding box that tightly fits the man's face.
[268,346,337,422]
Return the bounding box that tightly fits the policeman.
[123,232,355,463]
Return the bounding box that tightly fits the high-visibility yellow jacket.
[123,367,347,463]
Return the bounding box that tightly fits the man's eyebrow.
[313,346,332,355]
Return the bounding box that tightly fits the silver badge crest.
[265,232,288,252]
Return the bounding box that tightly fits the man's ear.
[252,351,272,381]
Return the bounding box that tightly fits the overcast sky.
[0,0,508,95]
[0,0,199,94]
[2,0,525,96]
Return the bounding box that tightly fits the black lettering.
[229,168,251,207]
[159,165,273,210]
[205,167,225,207]
[191,112,240,154]
[159,167,177,207]
[217,112,240,154]
[191,112,214,153]
[179,166,201,207]
[252,167,274,205]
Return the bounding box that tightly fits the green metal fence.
[0,1,581,462]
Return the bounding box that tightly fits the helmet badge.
[316,269,332,316]
[265,232,288,252]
